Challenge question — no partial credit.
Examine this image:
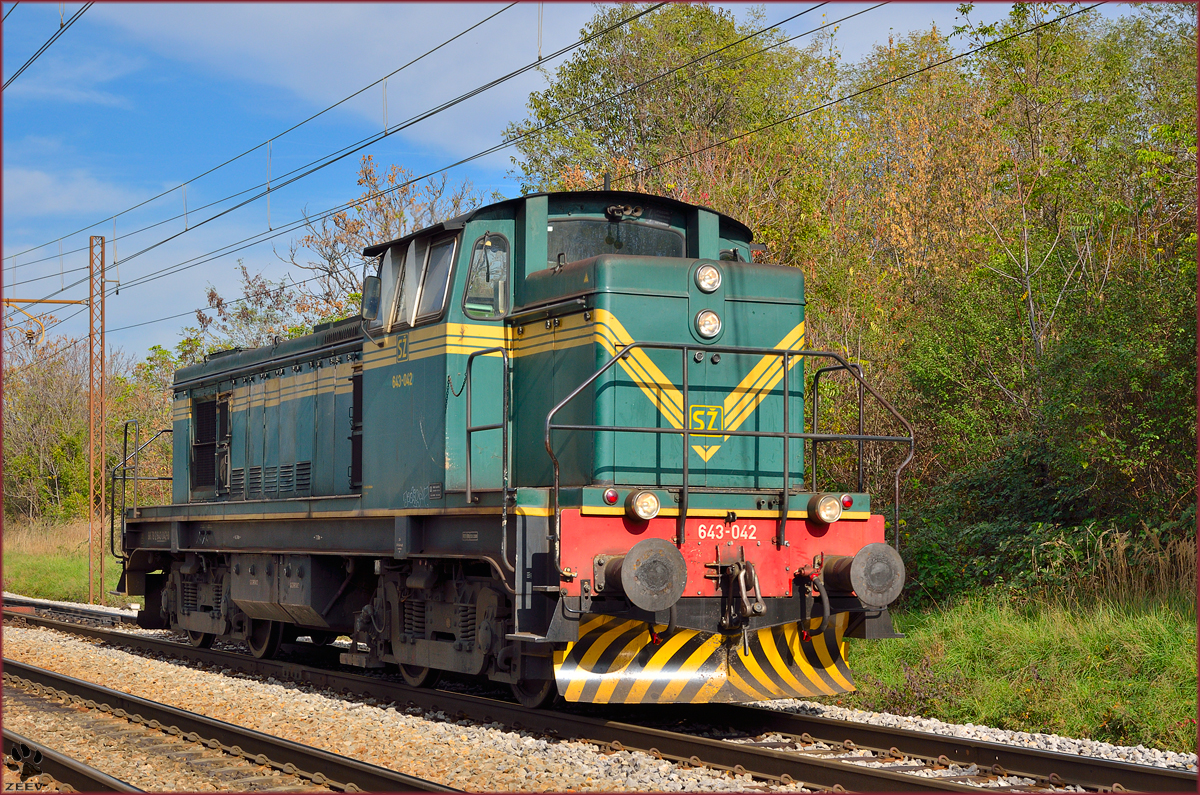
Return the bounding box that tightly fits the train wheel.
[247,619,283,659]
[186,630,214,649]
[511,677,557,709]
[399,664,441,688]
[305,630,338,646]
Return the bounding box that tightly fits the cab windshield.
[547,219,684,267]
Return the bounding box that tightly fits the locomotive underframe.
[123,504,897,691]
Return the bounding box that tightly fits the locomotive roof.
[361,190,753,258]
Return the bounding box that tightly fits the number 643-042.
[696,523,757,540]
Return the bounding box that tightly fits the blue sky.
[2,2,1124,358]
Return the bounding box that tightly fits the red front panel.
[559,509,885,597]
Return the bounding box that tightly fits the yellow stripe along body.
[554,612,855,704]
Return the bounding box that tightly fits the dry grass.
[1034,527,1198,606]
[3,516,99,556]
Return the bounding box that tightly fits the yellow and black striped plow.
[554,612,855,704]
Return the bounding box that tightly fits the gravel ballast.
[5,593,1194,782]
[758,698,1198,772]
[2,623,787,792]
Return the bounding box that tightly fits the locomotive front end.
[515,196,913,704]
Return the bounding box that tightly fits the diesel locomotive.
[116,190,914,707]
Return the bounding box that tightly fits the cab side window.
[416,237,457,321]
[391,239,425,329]
[463,233,509,319]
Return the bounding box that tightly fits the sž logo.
[5,742,46,790]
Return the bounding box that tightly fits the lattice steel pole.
[88,236,105,604]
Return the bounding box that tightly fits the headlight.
[695,310,721,338]
[695,264,721,293]
[625,490,660,521]
[808,494,842,524]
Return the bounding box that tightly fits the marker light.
[626,490,661,521]
[603,488,620,505]
[808,494,843,524]
[695,310,722,338]
[695,264,721,293]
[841,494,854,509]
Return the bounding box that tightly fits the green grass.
[2,518,129,607]
[3,550,124,605]
[833,592,1198,753]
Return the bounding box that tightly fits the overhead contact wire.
[14,3,668,306]
[594,3,1106,188]
[3,1,518,268]
[2,2,90,90]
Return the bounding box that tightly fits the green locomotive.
[118,190,912,707]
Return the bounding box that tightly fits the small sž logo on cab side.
[395,334,409,362]
[689,404,723,438]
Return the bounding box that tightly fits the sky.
[2,2,1128,359]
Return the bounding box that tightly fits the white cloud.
[3,51,142,107]
[2,167,142,217]
[88,3,595,158]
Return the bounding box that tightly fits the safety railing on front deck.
[109,420,173,558]
[543,342,914,580]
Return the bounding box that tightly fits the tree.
[185,155,482,360]
[505,3,818,194]
[279,154,481,307]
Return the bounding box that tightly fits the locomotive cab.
[117,190,912,707]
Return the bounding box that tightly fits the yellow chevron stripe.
[735,641,790,699]
[723,322,806,430]
[594,309,685,429]
[811,617,855,692]
[593,627,654,703]
[726,667,772,701]
[783,622,840,696]
[563,619,642,701]
[657,633,723,703]
[758,627,816,697]
[620,629,698,704]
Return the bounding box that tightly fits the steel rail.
[1,594,139,625]
[3,728,144,792]
[12,612,1191,792]
[677,704,1198,793]
[2,658,457,793]
[3,612,971,791]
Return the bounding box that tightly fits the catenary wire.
[12,2,1085,369]
[3,2,20,22]
[9,0,865,335]
[4,5,1089,374]
[2,2,518,267]
[8,0,847,293]
[116,1,1094,300]
[106,2,879,295]
[3,2,90,90]
[10,0,833,298]
[5,0,826,289]
[592,3,1105,189]
[5,3,668,312]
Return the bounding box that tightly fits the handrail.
[109,421,173,559]
[463,346,515,572]
[544,342,915,578]
[811,363,865,494]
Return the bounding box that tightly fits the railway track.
[5,607,1195,793]
[1,595,140,626]
[2,658,455,793]
[4,727,143,792]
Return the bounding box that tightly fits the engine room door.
[452,231,512,495]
